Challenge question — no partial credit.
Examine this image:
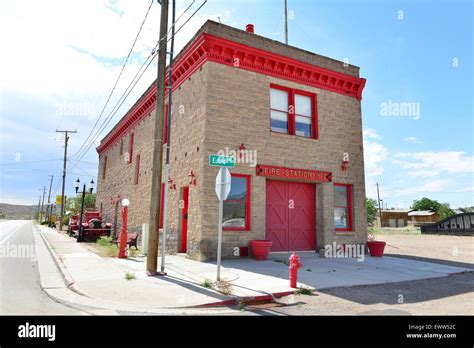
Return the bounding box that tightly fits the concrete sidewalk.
[34,225,472,314]
[35,226,295,312]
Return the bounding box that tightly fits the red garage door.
[266,180,316,252]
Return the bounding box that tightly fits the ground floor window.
[223,174,251,231]
[334,183,353,231]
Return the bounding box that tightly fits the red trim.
[181,187,189,252]
[128,133,134,164]
[270,84,318,139]
[256,164,332,183]
[102,155,107,180]
[97,32,365,154]
[334,183,353,232]
[223,173,251,231]
[134,154,140,185]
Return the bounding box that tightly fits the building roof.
[381,209,412,213]
[96,20,366,154]
[408,210,437,216]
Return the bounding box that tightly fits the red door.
[266,181,316,252]
[181,187,189,253]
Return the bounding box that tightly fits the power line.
[67,0,207,175]
[71,0,155,160]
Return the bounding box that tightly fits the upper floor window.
[128,133,134,164]
[270,84,318,139]
[102,155,107,180]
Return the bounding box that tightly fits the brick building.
[379,209,412,228]
[95,20,367,261]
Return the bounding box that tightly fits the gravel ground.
[257,233,474,316]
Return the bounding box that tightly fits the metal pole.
[78,184,86,242]
[147,0,169,276]
[159,0,176,276]
[37,195,41,222]
[57,130,76,231]
[284,0,288,44]
[376,183,383,227]
[216,169,227,281]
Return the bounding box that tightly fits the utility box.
[141,223,149,255]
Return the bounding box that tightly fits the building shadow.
[318,272,474,305]
[384,253,474,270]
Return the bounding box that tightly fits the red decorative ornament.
[341,160,349,171]
[168,177,176,191]
[238,143,246,159]
[188,170,197,186]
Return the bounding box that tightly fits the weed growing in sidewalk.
[294,286,313,295]
[125,272,136,280]
[236,298,246,311]
[202,278,213,289]
[95,236,118,257]
[97,236,112,247]
[215,279,233,295]
[127,248,138,258]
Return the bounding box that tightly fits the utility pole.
[147,0,169,276]
[46,175,54,223]
[37,195,41,222]
[284,0,288,44]
[40,186,46,223]
[159,0,176,276]
[376,182,383,228]
[56,130,77,231]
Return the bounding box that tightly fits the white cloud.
[392,151,474,177]
[363,128,380,139]
[405,136,421,144]
[393,179,454,196]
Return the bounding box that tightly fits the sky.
[0,0,473,210]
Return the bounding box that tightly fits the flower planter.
[250,240,273,261]
[367,241,386,257]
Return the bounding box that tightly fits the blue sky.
[0,0,473,209]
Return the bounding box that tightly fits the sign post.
[213,155,233,281]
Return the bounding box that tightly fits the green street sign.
[209,154,235,167]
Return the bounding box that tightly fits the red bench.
[112,232,139,250]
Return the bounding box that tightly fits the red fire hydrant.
[118,198,130,258]
[289,252,302,288]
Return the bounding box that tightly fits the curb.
[188,290,295,308]
[36,226,76,289]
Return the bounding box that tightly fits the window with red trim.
[102,155,107,180]
[134,154,140,185]
[128,133,134,164]
[159,183,165,229]
[223,174,251,231]
[334,183,353,231]
[270,84,318,139]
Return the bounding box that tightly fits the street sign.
[55,195,62,205]
[209,154,235,167]
[215,167,232,281]
[215,167,231,201]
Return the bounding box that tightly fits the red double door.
[266,180,316,252]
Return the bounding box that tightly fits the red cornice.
[97,33,366,154]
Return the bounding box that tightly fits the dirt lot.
[260,232,474,316]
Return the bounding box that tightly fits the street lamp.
[118,198,130,258]
[76,178,95,242]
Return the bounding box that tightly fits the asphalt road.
[0,220,82,315]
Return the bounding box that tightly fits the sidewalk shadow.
[384,253,474,269]
[150,274,229,303]
[318,272,474,305]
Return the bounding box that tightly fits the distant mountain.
[0,203,37,220]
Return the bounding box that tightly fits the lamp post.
[118,198,129,258]
[75,178,95,242]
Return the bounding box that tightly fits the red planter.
[250,240,273,261]
[367,241,386,257]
